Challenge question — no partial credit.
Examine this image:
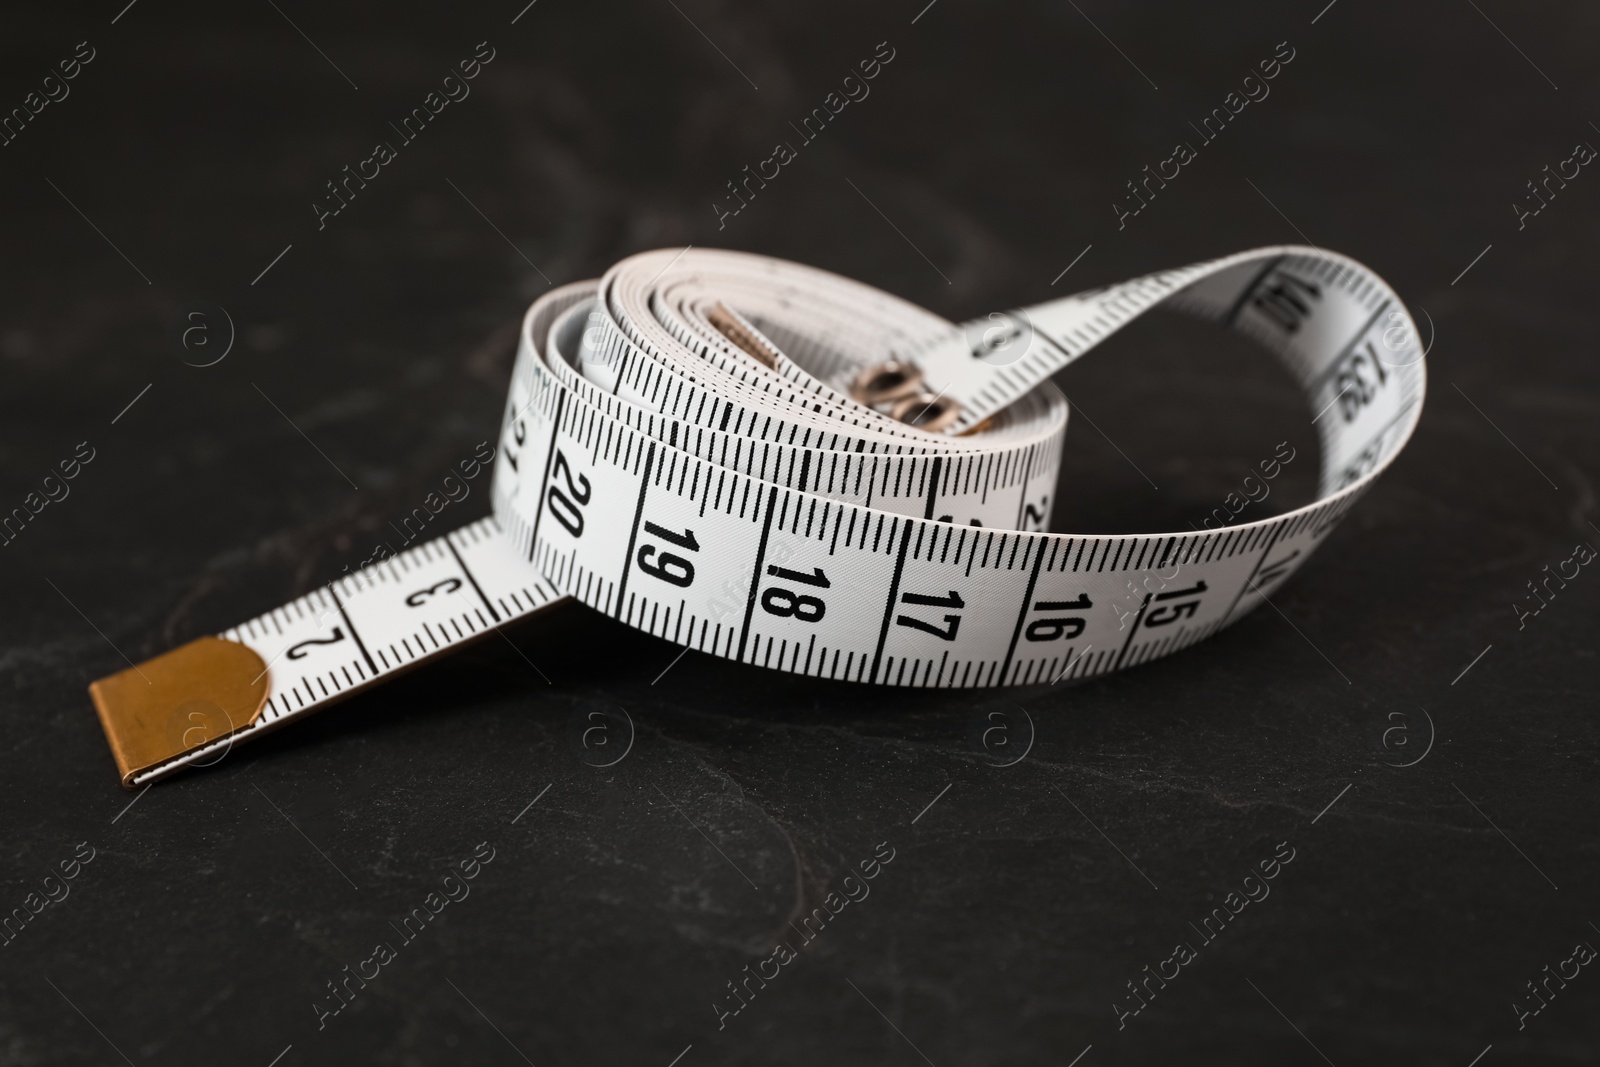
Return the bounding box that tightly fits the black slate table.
[2,1,1597,1064]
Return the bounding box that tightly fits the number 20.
[547,450,591,537]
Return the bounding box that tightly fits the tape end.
[707,303,780,369]
[89,636,271,790]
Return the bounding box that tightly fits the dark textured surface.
[2,2,1597,1064]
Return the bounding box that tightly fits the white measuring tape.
[89,246,1424,787]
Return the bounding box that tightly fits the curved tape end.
[88,636,270,789]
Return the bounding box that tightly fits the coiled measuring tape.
[89,246,1424,788]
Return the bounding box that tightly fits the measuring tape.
[89,245,1425,788]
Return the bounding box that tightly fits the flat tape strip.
[89,245,1424,787]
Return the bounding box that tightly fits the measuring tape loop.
[89,245,1425,786]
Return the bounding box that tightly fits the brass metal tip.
[707,302,779,369]
[850,360,925,406]
[88,636,270,788]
